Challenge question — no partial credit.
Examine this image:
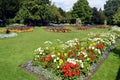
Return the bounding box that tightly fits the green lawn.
[0,27,119,80]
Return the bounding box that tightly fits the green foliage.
[92,7,101,24]
[14,0,50,24]
[92,8,106,24]
[113,7,120,25]
[104,0,120,24]
[49,4,62,23]
[0,0,20,20]
[99,9,107,24]
[71,0,92,23]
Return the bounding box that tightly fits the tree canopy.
[113,7,120,25]
[71,0,92,23]
[104,0,120,24]
[14,0,51,24]
[0,0,20,20]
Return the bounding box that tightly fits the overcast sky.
[51,0,108,11]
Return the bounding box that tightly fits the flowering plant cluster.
[0,26,34,33]
[96,25,109,29]
[32,32,119,79]
[61,62,80,78]
[111,26,120,34]
[43,27,71,33]
[76,27,90,30]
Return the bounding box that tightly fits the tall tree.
[99,8,106,24]
[113,7,120,26]
[14,0,51,25]
[92,7,101,24]
[0,0,20,20]
[66,11,72,23]
[104,0,120,24]
[49,4,62,23]
[71,0,92,23]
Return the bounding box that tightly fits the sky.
[51,0,108,11]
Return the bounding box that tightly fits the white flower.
[81,63,84,68]
[67,58,76,64]
[51,54,56,58]
[36,47,44,55]
[78,60,84,68]
[82,51,87,57]
[92,47,95,50]
[54,59,57,62]
[57,66,60,68]
[44,41,52,44]
[98,49,101,54]
[56,57,59,60]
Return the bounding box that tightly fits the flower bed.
[43,27,71,33]
[96,25,109,29]
[31,31,120,80]
[76,27,90,30]
[0,26,34,33]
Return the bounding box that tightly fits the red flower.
[45,54,52,62]
[68,72,72,77]
[64,73,67,78]
[70,63,75,68]
[68,50,73,55]
[41,57,45,62]
[75,44,79,51]
[75,71,80,76]
[71,71,75,75]
[61,62,80,78]
[91,55,96,61]
[59,54,63,59]
[75,63,79,67]
[96,43,104,49]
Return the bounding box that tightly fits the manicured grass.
[91,41,120,80]
[0,27,119,80]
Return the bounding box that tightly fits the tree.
[71,0,92,23]
[14,0,51,25]
[66,11,72,23]
[48,4,62,23]
[58,8,66,23]
[92,7,101,24]
[0,0,20,20]
[99,8,107,24]
[113,7,120,26]
[104,0,120,24]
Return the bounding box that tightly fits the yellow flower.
[59,59,63,65]
[90,43,93,46]
[64,53,67,57]
[87,58,91,61]
[93,43,96,46]
[81,47,84,51]
[57,52,60,56]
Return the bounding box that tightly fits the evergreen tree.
[92,7,101,24]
